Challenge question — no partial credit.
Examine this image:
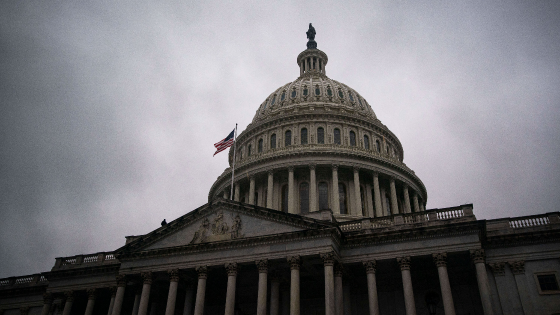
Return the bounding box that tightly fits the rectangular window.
[538,274,560,291]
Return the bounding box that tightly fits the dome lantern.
[297,23,328,76]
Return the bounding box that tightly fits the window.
[281,185,289,213]
[300,182,309,214]
[271,95,276,106]
[385,194,391,215]
[358,97,363,107]
[303,87,308,96]
[291,90,296,98]
[334,128,341,145]
[270,134,276,149]
[247,144,252,156]
[319,182,329,210]
[349,131,356,146]
[254,192,258,206]
[364,135,370,149]
[338,90,344,99]
[285,130,292,146]
[327,87,333,97]
[361,186,366,216]
[239,150,243,160]
[376,140,381,152]
[339,183,347,214]
[349,93,354,102]
[537,274,560,292]
[258,139,263,153]
[281,91,286,101]
[317,127,325,144]
[263,101,267,110]
[315,86,320,96]
[386,144,390,154]
[301,128,308,144]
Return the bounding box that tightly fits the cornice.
[484,227,560,248]
[45,264,121,280]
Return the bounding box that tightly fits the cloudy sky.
[1,1,559,278]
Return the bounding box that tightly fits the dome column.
[309,164,317,213]
[332,165,340,214]
[288,167,295,213]
[249,176,256,205]
[267,170,274,209]
[372,172,383,217]
[234,184,240,202]
[412,192,420,213]
[389,177,399,215]
[353,167,362,216]
[403,185,411,214]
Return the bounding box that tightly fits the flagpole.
[230,123,238,200]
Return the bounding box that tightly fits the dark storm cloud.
[1,1,559,278]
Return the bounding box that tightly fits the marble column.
[41,293,53,315]
[321,252,336,315]
[249,176,256,205]
[403,185,411,214]
[288,167,296,213]
[194,266,208,315]
[234,184,240,202]
[470,250,494,315]
[267,171,274,209]
[224,263,238,315]
[510,261,535,314]
[389,178,399,215]
[433,253,456,315]
[132,287,141,315]
[107,287,117,315]
[353,167,362,216]
[332,165,340,214]
[256,260,268,315]
[182,284,195,315]
[165,269,180,315]
[62,291,73,315]
[84,289,96,315]
[397,257,416,315]
[334,263,344,315]
[310,164,317,212]
[412,193,420,213]
[112,275,127,315]
[372,172,382,217]
[270,274,280,315]
[287,256,301,315]
[137,272,153,315]
[363,261,379,315]
[419,202,425,212]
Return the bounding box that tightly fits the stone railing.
[0,274,48,289]
[52,252,118,270]
[339,204,475,232]
[486,212,560,235]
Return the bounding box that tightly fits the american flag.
[213,129,235,156]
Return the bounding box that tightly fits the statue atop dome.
[306,23,317,49]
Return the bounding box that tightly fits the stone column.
[353,167,362,216]
[310,164,317,212]
[287,256,301,315]
[321,252,336,315]
[132,287,141,315]
[397,257,416,315]
[412,192,420,213]
[270,274,280,315]
[256,260,268,315]
[41,293,53,315]
[84,289,96,315]
[194,266,208,315]
[403,185,411,214]
[112,275,127,315]
[107,287,117,315]
[334,263,344,315]
[420,202,425,212]
[363,261,379,315]
[288,167,295,214]
[224,190,229,200]
[267,170,274,209]
[249,176,256,205]
[234,184,240,202]
[470,250,494,315]
[137,272,153,315]
[182,283,195,315]
[332,165,340,214]
[389,178,399,215]
[165,269,180,315]
[433,253,456,315]
[372,172,382,217]
[509,261,535,314]
[62,291,74,315]
[224,263,238,315]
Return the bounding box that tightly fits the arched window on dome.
[327,87,333,97]
[317,127,325,144]
[270,95,276,107]
[358,97,363,107]
[285,130,292,146]
[386,144,390,154]
[299,182,309,214]
[247,144,252,156]
[376,139,381,152]
[349,131,356,146]
[271,134,276,149]
[281,185,289,213]
[301,128,308,144]
[281,91,286,101]
[349,93,354,103]
[303,86,308,97]
[334,128,341,145]
[364,135,370,150]
[338,89,344,99]
[315,85,320,96]
[291,89,296,98]
[319,182,329,210]
[339,183,347,215]
[258,139,263,153]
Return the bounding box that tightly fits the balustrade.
[509,214,550,228]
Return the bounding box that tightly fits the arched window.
[303,86,308,96]
[317,127,325,144]
[327,87,333,97]
[319,182,329,210]
[291,90,296,98]
[270,95,276,106]
[315,86,320,96]
[254,192,258,206]
[285,130,291,146]
[271,134,276,149]
[281,91,286,101]
[349,93,354,102]
[349,131,356,146]
[364,135,370,150]
[339,183,347,214]
[248,144,252,156]
[241,196,246,203]
[239,150,243,160]
[360,186,366,216]
[376,140,381,152]
[299,182,309,214]
[281,185,289,213]
[385,193,391,215]
[301,128,308,144]
[386,144,390,154]
[334,128,341,145]
[258,139,263,153]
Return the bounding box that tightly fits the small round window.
[338,90,344,98]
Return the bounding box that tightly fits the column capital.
[196,266,208,279]
[43,293,53,304]
[86,289,97,300]
[470,249,485,264]
[389,176,396,183]
[353,166,360,173]
[168,269,180,282]
[287,255,301,270]
[255,259,268,273]
[19,307,29,315]
[402,183,408,189]
[268,169,274,176]
[320,251,336,266]
[116,274,127,287]
[362,260,377,274]
[432,252,447,267]
[397,257,411,271]
[331,164,339,170]
[488,262,506,276]
[141,271,153,284]
[64,291,74,302]
[371,170,379,177]
[225,263,238,276]
[249,175,255,180]
[287,166,294,172]
[309,163,316,170]
[334,262,344,277]
[109,286,117,297]
[509,261,525,275]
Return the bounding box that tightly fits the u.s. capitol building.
[1,25,560,315]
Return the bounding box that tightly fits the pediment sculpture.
[190,211,244,244]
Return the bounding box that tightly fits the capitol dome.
[209,25,427,221]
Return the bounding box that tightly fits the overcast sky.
[1,1,559,279]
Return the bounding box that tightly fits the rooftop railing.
[0,274,47,289]
[486,212,560,235]
[52,252,118,270]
